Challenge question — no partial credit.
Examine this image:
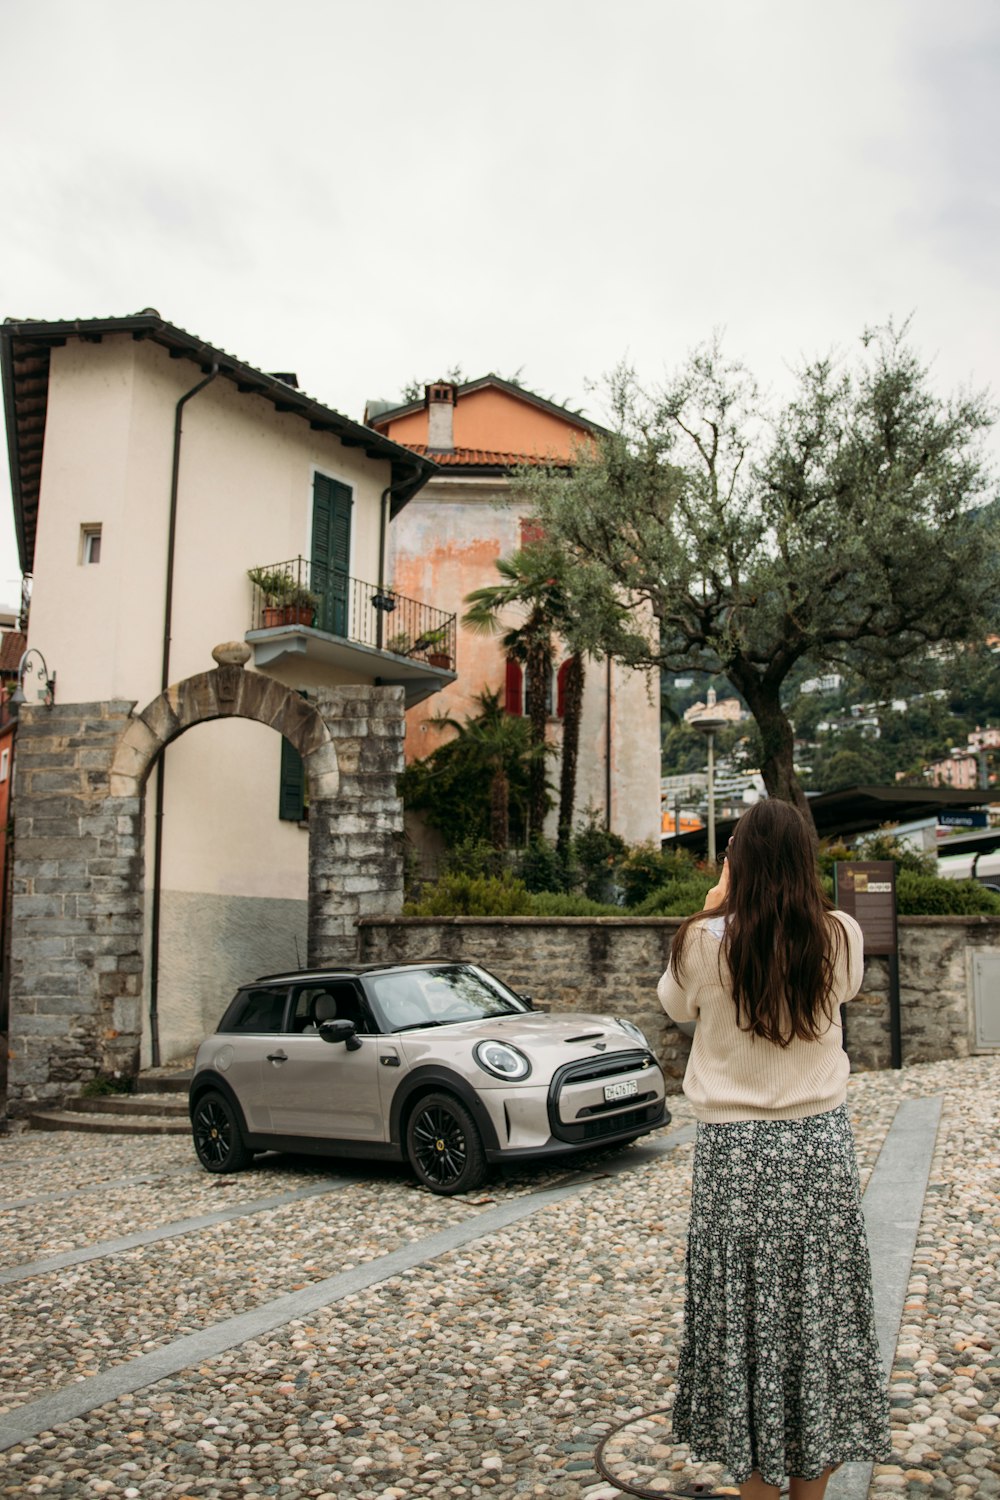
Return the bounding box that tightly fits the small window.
[0,748,8,782]
[219,987,288,1034]
[80,525,102,565]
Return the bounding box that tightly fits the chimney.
[426,381,457,451]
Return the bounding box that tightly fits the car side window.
[219,987,288,1034]
[288,981,373,1036]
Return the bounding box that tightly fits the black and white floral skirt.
[671,1105,891,1487]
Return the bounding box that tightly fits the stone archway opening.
[6,646,404,1116]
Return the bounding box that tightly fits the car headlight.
[616,1018,650,1049]
[474,1040,531,1081]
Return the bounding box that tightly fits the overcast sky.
[1,0,998,609]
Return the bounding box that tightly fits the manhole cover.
[594,1407,787,1498]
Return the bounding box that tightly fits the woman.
[657,800,891,1500]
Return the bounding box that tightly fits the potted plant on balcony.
[248,567,319,628]
[413,626,453,670]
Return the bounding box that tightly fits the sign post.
[833,860,901,1069]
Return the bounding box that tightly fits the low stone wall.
[357,915,1000,1087]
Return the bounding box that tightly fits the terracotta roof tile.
[0,630,26,675]
[403,443,565,469]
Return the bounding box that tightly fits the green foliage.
[443,839,506,880]
[572,819,629,901]
[514,838,572,894]
[403,872,533,917]
[853,830,936,874]
[516,324,1000,813]
[527,891,624,916]
[81,1074,133,1097]
[619,843,697,906]
[633,876,717,916]
[398,689,539,849]
[816,840,857,877]
[895,871,1000,916]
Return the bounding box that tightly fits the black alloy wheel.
[192,1090,253,1173]
[405,1092,487,1195]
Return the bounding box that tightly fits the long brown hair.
[670,799,845,1046]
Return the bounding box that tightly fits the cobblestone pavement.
[0,1056,996,1499]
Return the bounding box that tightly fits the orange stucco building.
[367,377,662,852]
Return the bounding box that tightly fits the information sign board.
[833,860,897,956]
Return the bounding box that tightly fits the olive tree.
[516,324,999,825]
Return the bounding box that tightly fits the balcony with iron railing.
[245,557,457,706]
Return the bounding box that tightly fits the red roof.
[0,630,25,675]
[402,443,565,470]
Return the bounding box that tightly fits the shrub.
[633,876,716,916]
[572,820,629,901]
[514,838,572,894]
[81,1074,134,1098]
[895,871,1000,916]
[528,891,624,916]
[854,830,936,876]
[443,838,505,880]
[619,844,697,907]
[403,872,533,917]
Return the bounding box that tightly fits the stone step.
[29,1110,191,1136]
[72,1094,189,1117]
[137,1066,194,1095]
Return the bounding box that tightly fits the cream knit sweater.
[657,910,865,1123]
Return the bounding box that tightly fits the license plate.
[604,1079,638,1102]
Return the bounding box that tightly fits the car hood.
[396,1011,652,1074]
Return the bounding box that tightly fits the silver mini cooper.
[189,960,668,1194]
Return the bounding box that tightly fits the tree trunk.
[730,668,816,833]
[525,634,550,838]
[557,654,585,858]
[490,768,510,851]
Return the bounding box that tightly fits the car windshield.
[367,965,528,1033]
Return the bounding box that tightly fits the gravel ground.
[0,1056,996,1499]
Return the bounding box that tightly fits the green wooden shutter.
[312,473,352,636]
[279,735,306,821]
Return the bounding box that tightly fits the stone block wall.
[8,703,144,1105]
[307,685,405,966]
[357,914,1000,1087]
[5,672,406,1118]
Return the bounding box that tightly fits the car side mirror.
[319,1018,362,1051]
[521,993,549,1013]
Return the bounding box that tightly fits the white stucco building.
[2,311,447,1066]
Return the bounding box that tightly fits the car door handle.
[266,1051,288,1063]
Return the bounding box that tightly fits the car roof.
[249,959,467,986]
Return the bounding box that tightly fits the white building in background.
[2,311,446,1064]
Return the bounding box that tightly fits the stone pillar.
[7,702,143,1116]
[308,684,405,964]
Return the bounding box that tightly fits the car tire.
[191,1089,254,1173]
[405,1092,487,1195]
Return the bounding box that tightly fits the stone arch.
[6,644,405,1117]
[109,644,339,803]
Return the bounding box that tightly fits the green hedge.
[895,871,1000,915]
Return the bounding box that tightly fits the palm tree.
[463,547,585,855]
[426,688,542,850]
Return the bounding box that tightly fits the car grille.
[579,1102,663,1141]
[575,1090,658,1119]
[547,1050,664,1145]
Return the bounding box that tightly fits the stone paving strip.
[0,1163,201,1214]
[0,1057,995,1500]
[0,1178,355,1285]
[0,1129,695,1418]
[0,1164,368,1270]
[0,1127,697,1451]
[0,1134,195,1199]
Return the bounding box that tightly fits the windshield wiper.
[392,1020,444,1032]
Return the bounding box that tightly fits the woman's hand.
[703,856,730,911]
